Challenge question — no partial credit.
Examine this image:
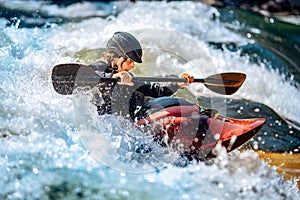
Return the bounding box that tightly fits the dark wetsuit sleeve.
[135,82,181,98]
[88,60,116,115]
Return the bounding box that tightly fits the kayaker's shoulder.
[88,58,110,72]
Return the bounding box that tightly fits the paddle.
[51,63,246,95]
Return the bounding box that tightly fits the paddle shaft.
[53,75,239,85]
[51,63,246,95]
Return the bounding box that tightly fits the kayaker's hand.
[113,71,134,86]
[178,73,194,87]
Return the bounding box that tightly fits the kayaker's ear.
[116,57,127,69]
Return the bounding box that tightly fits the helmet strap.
[110,59,118,73]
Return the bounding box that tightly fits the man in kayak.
[89,31,194,120]
[89,32,218,162]
[84,32,265,163]
[50,32,264,164]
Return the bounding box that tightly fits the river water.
[0,1,299,199]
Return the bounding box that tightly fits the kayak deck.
[137,104,266,159]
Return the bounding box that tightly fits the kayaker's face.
[115,57,135,72]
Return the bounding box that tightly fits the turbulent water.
[0,1,299,199]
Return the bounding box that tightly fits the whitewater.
[0,1,299,199]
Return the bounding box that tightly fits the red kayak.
[136,99,265,159]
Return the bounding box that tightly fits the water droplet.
[253,141,258,150]
[122,190,129,197]
[254,108,260,112]
[218,183,224,189]
[120,172,126,177]
[214,134,220,140]
[110,188,117,194]
[32,167,39,174]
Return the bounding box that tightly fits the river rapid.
[0,1,299,199]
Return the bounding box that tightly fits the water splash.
[0,1,299,199]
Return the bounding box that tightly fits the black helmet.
[107,32,143,63]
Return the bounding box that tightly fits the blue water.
[0,1,299,199]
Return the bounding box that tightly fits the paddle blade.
[51,63,99,95]
[203,73,246,95]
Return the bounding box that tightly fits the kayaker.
[89,31,194,120]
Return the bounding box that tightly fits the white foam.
[0,1,299,199]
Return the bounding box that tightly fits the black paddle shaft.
[51,63,246,95]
